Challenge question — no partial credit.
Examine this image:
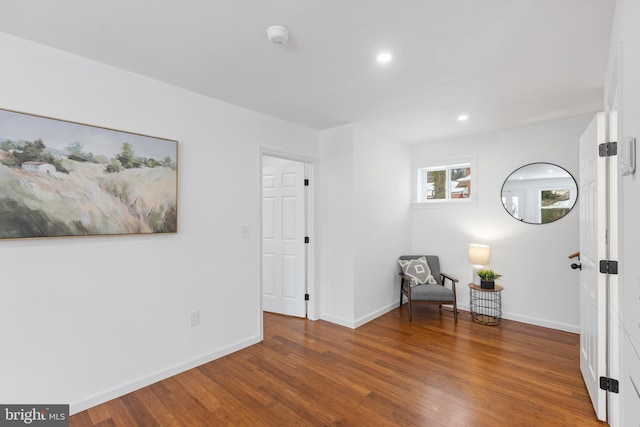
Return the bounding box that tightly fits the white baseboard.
[319,314,356,329]
[502,312,579,333]
[354,302,398,328]
[69,335,262,415]
[323,301,578,334]
[320,301,399,329]
[457,303,579,333]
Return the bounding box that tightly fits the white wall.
[353,126,412,325]
[318,124,411,327]
[411,114,593,332]
[608,0,640,424]
[0,33,319,412]
[318,125,356,326]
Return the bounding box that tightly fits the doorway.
[502,190,524,221]
[261,153,314,319]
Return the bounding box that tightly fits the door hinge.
[304,179,309,186]
[305,293,309,301]
[599,141,618,157]
[600,376,620,393]
[599,260,619,274]
[304,236,310,244]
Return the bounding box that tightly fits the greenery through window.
[540,189,571,224]
[417,163,472,202]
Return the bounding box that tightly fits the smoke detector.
[267,25,289,44]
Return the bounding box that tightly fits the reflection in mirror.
[501,163,578,224]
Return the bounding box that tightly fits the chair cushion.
[398,256,437,286]
[410,283,454,302]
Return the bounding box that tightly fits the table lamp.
[468,244,491,285]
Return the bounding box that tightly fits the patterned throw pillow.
[398,257,437,286]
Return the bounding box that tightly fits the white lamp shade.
[468,244,490,265]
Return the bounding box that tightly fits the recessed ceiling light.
[376,52,392,63]
[457,114,469,121]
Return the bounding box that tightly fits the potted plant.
[477,269,502,289]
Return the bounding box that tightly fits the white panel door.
[579,113,607,421]
[262,160,306,317]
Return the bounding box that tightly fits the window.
[415,162,473,203]
[539,189,572,224]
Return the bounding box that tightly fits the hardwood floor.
[71,307,607,426]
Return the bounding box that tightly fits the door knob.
[571,263,582,270]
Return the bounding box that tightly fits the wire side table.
[468,283,503,325]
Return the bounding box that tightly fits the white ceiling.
[0,0,614,144]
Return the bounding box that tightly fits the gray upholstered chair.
[398,255,459,321]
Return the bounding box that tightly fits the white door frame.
[258,148,318,338]
[604,44,622,427]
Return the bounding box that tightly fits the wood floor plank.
[86,403,112,425]
[132,386,183,427]
[71,308,607,426]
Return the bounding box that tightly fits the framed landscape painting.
[0,108,178,239]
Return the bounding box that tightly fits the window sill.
[411,199,477,209]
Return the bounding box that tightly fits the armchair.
[398,255,459,321]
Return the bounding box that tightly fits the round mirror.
[501,163,578,224]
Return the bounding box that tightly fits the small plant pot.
[480,280,495,289]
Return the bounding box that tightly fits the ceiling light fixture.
[458,114,469,121]
[267,25,289,44]
[376,52,392,63]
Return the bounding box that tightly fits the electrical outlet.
[189,310,200,327]
[241,225,250,238]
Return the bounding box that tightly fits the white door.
[579,113,607,421]
[262,158,307,317]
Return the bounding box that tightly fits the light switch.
[189,310,199,327]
